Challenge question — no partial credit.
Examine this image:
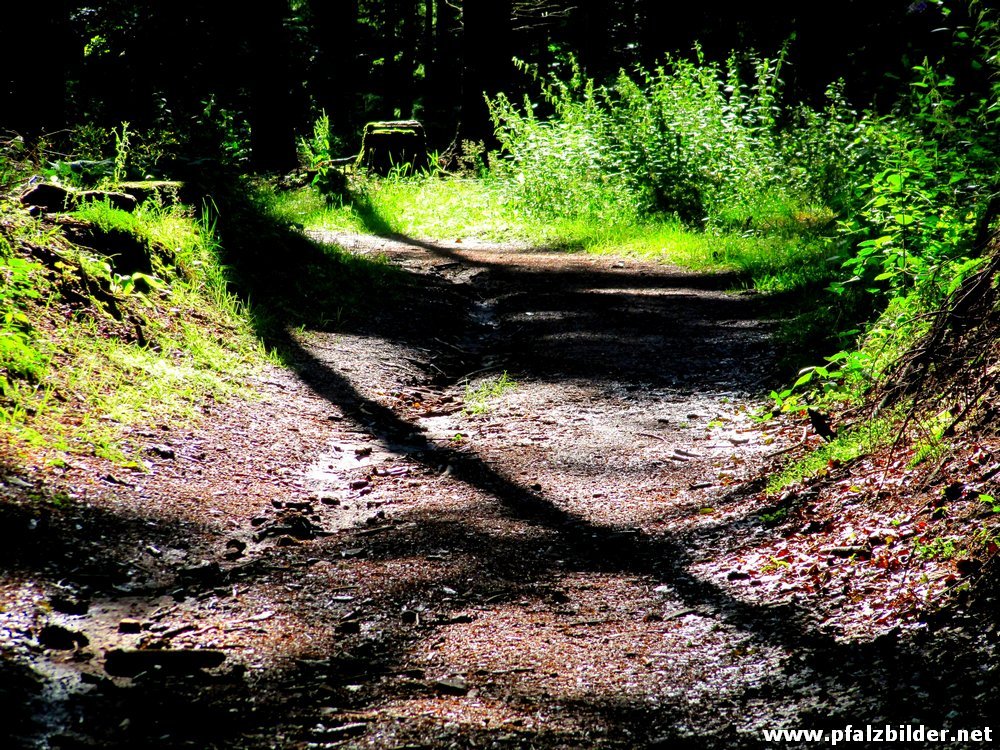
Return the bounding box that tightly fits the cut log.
[357,120,428,176]
[20,183,138,213]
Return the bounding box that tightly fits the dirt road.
[2,234,994,749]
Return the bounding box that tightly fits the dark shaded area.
[2,2,978,162]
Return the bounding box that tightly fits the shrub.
[489,48,831,228]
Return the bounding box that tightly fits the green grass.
[269,175,838,295]
[767,418,894,494]
[558,219,836,293]
[1,186,269,464]
[463,371,517,415]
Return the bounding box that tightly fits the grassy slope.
[0,185,269,465]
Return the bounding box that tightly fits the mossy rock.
[57,217,157,276]
[116,180,186,207]
[357,120,428,176]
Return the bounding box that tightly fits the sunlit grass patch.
[766,418,894,494]
[463,371,517,415]
[274,177,837,295]
[1,193,270,464]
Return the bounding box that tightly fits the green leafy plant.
[463,371,517,415]
[980,494,1000,513]
[0,238,47,396]
[300,110,347,198]
[767,419,893,493]
[914,536,961,561]
[112,122,131,184]
[489,46,835,229]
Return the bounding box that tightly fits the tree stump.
[357,120,428,176]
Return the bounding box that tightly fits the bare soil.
[2,233,998,749]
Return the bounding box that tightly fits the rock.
[349,480,370,491]
[56,158,115,184]
[253,513,323,541]
[317,723,368,741]
[401,609,420,625]
[59,219,155,275]
[104,648,226,677]
[432,676,469,695]
[800,520,828,534]
[115,180,184,206]
[177,560,223,585]
[284,500,314,512]
[19,183,139,213]
[144,444,175,459]
[41,625,87,652]
[821,545,871,559]
[224,538,247,560]
[50,595,90,616]
[78,190,137,212]
[19,183,74,212]
[39,624,89,650]
[336,620,362,634]
[118,619,143,634]
[726,570,751,581]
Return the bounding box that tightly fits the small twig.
[764,441,808,459]
[637,432,667,442]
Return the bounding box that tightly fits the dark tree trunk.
[1,1,72,136]
[459,0,512,145]
[311,0,360,139]
[242,0,298,172]
[393,0,420,119]
[425,0,461,145]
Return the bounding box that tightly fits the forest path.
[8,233,955,749]
[245,232,802,747]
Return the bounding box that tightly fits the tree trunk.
[311,0,360,139]
[1,1,72,136]
[425,0,461,146]
[243,0,298,172]
[459,0,512,146]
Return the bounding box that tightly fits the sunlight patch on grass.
[272,177,838,295]
[1,197,269,465]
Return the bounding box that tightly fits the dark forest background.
[0,1,975,170]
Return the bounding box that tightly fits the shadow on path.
[2,197,996,748]
[210,210,997,745]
